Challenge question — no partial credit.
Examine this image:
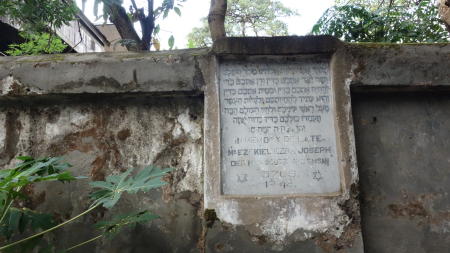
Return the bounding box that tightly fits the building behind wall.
[0,11,127,55]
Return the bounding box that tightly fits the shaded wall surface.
[0,37,449,252]
[353,92,450,253]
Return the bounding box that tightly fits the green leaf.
[95,211,159,238]
[16,156,33,161]
[163,8,169,19]
[8,210,21,233]
[0,156,81,222]
[0,208,55,252]
[168,35,175,50]
[1,208,55,233]
[89,166,173,209]
[90,181,114,190]
[6,33,68,56]
[154,24,160,35]
[311,1,449,43]
[0,0,78,33]
[174,7,181,16]
[115,39,138,48]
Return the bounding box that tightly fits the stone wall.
[0,37,449,253]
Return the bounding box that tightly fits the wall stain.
[117,128,131,141]
[0,111,21,166]
[316,183,362,252]
[388,200,428,219]
[387,193,450,228]
[18,185,46,210]
[47,107,126,181]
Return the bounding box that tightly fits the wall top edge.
[1,37,449,98]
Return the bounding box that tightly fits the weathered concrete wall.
[353,92,450,253]
[0,96,204,252]
[0,37,449,253]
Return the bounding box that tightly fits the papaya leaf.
[0,208,55,252]
[0,208,55,238]
[0,157,82,194]
[95,211,159,238]
[8,210,20,234]
[89,166,173,209]
[0,156,83,239]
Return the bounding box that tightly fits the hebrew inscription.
[219,57,341,195]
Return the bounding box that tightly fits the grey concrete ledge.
[346,43,450,88]
[212,35,342,55]
[0,48,209,97]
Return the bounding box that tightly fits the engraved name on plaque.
[219,56,340,195]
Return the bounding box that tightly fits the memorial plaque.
[219,56,341,195]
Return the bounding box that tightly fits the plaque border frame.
[204,39,358,209]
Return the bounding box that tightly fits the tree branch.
[105,3,145,51]
[208,0,227,43]
[148,0,154,17]
[439,0,450,34]
[140,0,155,50]
[131,0,139,11]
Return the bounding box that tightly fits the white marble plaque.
[219,56,340,195]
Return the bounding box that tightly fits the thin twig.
[388,0,394,8]
[65,234,103,252]
[0,199,13,224]
[378,0,386,9]
[0,186,23,224]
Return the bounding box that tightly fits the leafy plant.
[312,0,449,43]
[0,156,78,223]
[90,0,186,51]
[0,0,75,56]
[0,160,173,252]
[0,156,81,252]
[6,33,68,56]
[0,208,57,253]
[0,0,77,33]
[187,0,298,48]
[0,208,55,241]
